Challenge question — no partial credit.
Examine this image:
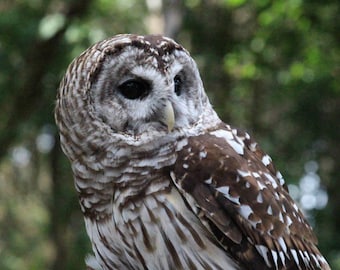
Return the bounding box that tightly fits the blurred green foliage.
[0,0,339,269]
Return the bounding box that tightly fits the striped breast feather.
[170,124,330,270]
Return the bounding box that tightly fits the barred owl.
[55,34,330,270]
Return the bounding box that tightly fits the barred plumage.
[55,34,330,269]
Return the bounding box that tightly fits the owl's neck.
[71,133,184,219]
[71,109,221,219]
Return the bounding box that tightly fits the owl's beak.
[163,100,175,132]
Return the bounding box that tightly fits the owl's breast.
[85,181,238,270]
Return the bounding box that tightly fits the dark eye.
[118,79,151,100]
[174,75,182,96]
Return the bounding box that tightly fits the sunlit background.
[0,0,339,269]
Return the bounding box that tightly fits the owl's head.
[56,34,220,155]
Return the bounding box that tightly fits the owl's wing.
[171,124,329,270]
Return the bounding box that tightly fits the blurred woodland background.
[0,0,339,269]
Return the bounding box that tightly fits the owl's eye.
[118,79,151,100]
[174,75,182,96]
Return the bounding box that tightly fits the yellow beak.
[163,100,175,132]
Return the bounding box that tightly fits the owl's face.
[56,35,220,158]
[89,35,210,137]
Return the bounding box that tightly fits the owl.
[55,34,330,270]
